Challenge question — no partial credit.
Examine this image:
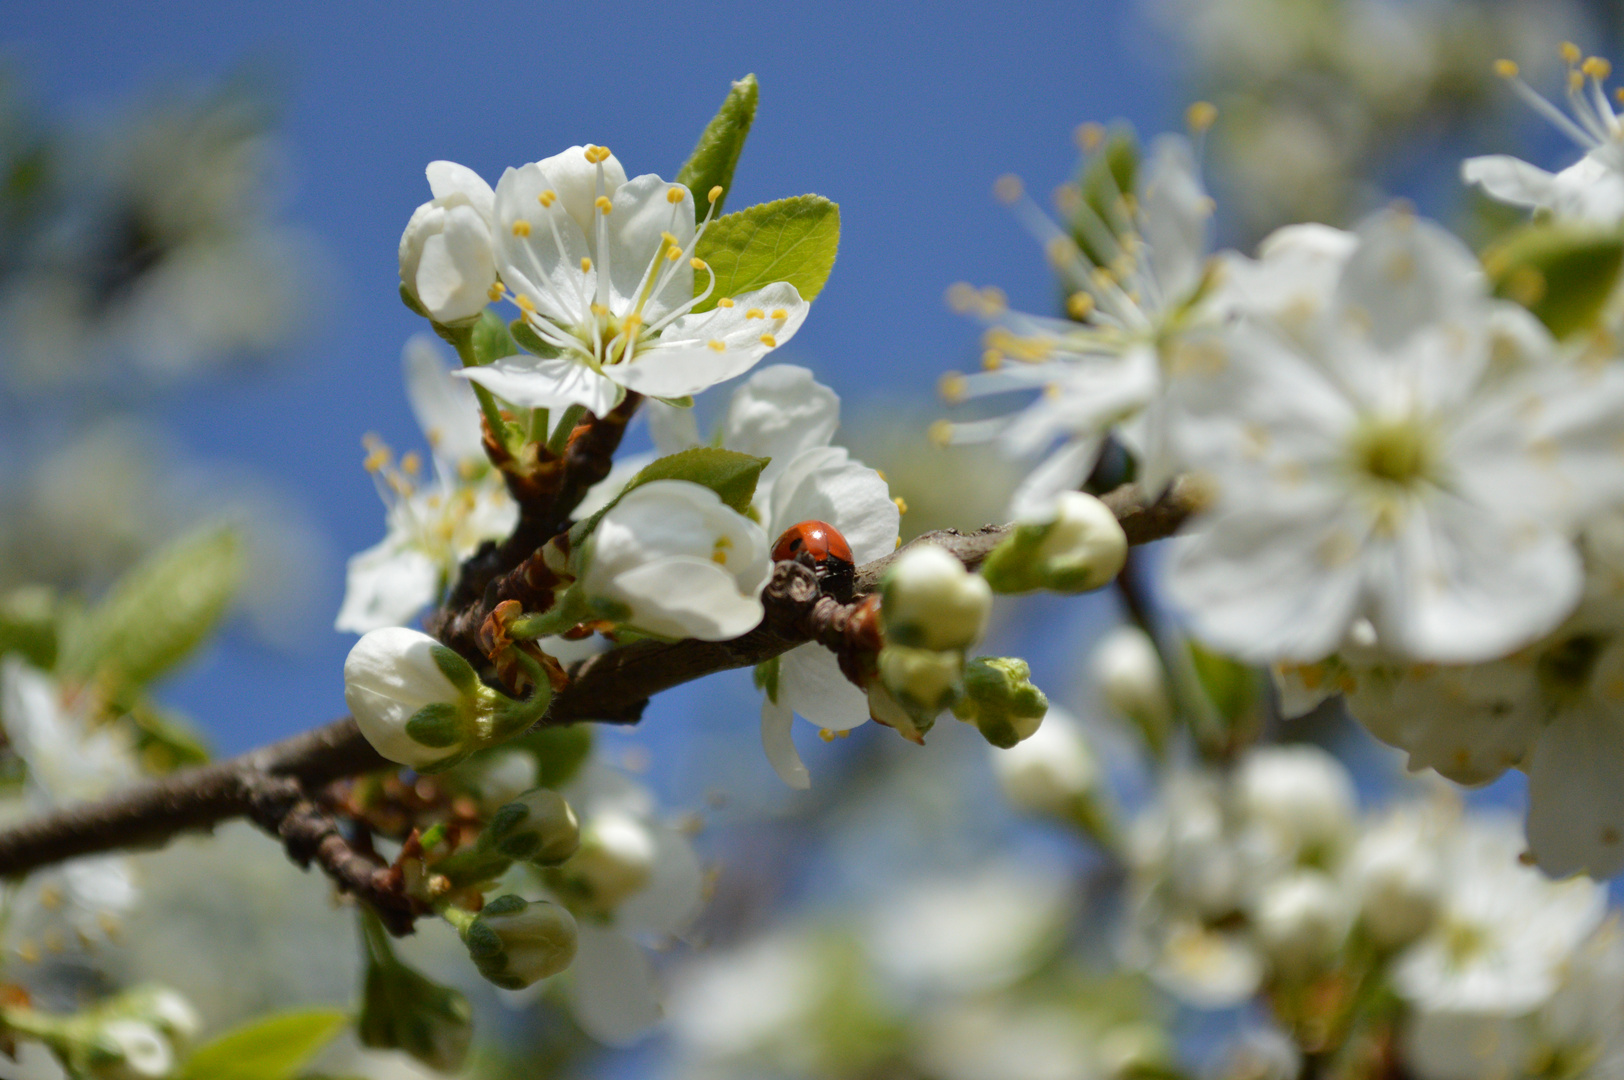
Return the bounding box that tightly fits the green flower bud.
[360,942,474,1072]
[866,674,941,746]
[878,645,964,715]
[459,896,578,991]
[479,787,581,865]
[881,544,991,651]
[344,627,493,771]
[951,656,1048,748]
[980,492,1127,594]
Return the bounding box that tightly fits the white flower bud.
[992,706,1100,816]
[399,161,497,325]
[1092,625,1172,737]
[480,787,580,865]
[878,645,963,714]
[1235,745,1356,863]
[881,544,992,652]
[983,491,1128,594]
[344,627,488,771]
[1253,870,1353,976]
[581,480,771,641]
[553,812,656,914]
[91,1020,174,1080]
[461,896,579,990]
[463,749,540,814]
[1345,815,1442,948]
[132,988,200,1049]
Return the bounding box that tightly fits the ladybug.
[772,520,856,602]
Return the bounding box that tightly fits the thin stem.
[445,327,511,449]
[546,404,587,457]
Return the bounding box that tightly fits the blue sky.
[4,1,1180,751]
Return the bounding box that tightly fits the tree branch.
[0,478,1201,883]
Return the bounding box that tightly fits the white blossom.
[579,479,770,641]
[336,336,514,633]
[1166,209,1624,664]
[398,161,497,324]
[342,627,483,771]
[456,145,809,415]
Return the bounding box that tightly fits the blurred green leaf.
[177,1009,349,1080]
[514,723,594,790]
[1486,222,1624,339]
[1186,639,1260,727]
[0,587,60,670]
[570,447,768,543]
[675,74,758,223]
[692,195,839,312]
[470,307,517,363]
[124,698,211,771]
[61,527,242,694]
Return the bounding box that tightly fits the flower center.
[1349,414,1437,489]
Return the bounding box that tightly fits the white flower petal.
[425,160,494,222]
[335,541,440,633]
[571,926,663,1045]
[607,556,764,640]
[493,162,593,326]
[645,400,702,455]
[723,365,840,491]
[1333,211,1483,352]
[768,445,899,565]
[402,335,484,474]
[1462,154,1562,212]
[618,823,704,935]
[616,282,808,398]
[760,694,810,790]
[1007,437,1100,521]
[606,174,694,324]
[536,146,627,242]
[414,203,495,324]
[780,643,869,731]
[1525,698,1624,878]
[456,353,622,415]
[1140,135,1211,299]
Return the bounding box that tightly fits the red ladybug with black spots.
[772,520,856,602]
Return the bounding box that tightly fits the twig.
[0,478,1201,882]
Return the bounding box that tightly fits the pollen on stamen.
[1561,41,1582,65]
[707,340,726,352]
[515,294,536,313]
[487,282,505,302]
[946,282,979,314]
[511,220,532,237]
[1585,57,1613,81]
[401,452,422,476]
[691,257,708,270]
[1186,101,1218,133]
[994,174,1024,205]
[1075,121,1105,152]
[1044,383,1063,399]
[746,308,765,320]
[893,496,909,514]
[666,187,686,204]
[770,308,787,319]
[584,145,613,164]
[718,297,735,308]
[760,334,777,347]
[581,257,592,273]
[927,420,952,446]
[1047,235,1078,269]
[978,287,1007,315]
[818,728,836,743]
[939,371,968,402]
[538,190,557,207]
[666,247,682,262]
[708,185,724,203]
[595,195,613,214]
[981,350,1003,371]
[1067,291,1096,319]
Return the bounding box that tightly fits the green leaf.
[178,1009,349,1080]
[124,698,212,772]
[675,74,759,222]
[570,447,769,541]
[692,195,839,312]
[470,308,517,364]
[0,586,60,670]
[511,724,593,789]
[61,527,242,693]
[508,318,559,359]
[1486,222,1624,339]
[1186,639,1260,727]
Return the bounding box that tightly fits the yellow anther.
[538,189,557,207]
[712,549,729,565]
[718,297,735,308]
[1586,57,1613,80]
[818,728,836,742]
[1186,101,1218,132]
[691,257,708,270]
[487,282,505,302]
[584,145,612,164]
[1570,69,1586,93]
[1092,266,1116,290]
[981,349,1003,371]
[590,303,608,317]
[660,231,678,245]
[708,339,726,352]
[893,496,909,514]
[978,286,1007,315]
[876,469,887,480]
[746,308,765,320]
[363,448,389,473]
[770,308,787,319]
[760,333,777,347]
[594,195,613,214]
[1617,87,1624,105]
[666,246,682,261]
[946,282,978,314]
[401,451,422,476]
[1491,58,1520,80]
[1046,235,1078,269]
[1075,121,1105,152]
[514,293,536,313]
[1562,42,1582,65]
[708,185,724,203]
[1067,291,1096,320]
[666,186,686,204]
[939,371,968,402]
[39,885,62,911]
[929,419,953,447]
[512,219,532,237]
[1044,383,1063,399]
[993,174,1024,205]
[715,535,733,549]
[581,257,592,273]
